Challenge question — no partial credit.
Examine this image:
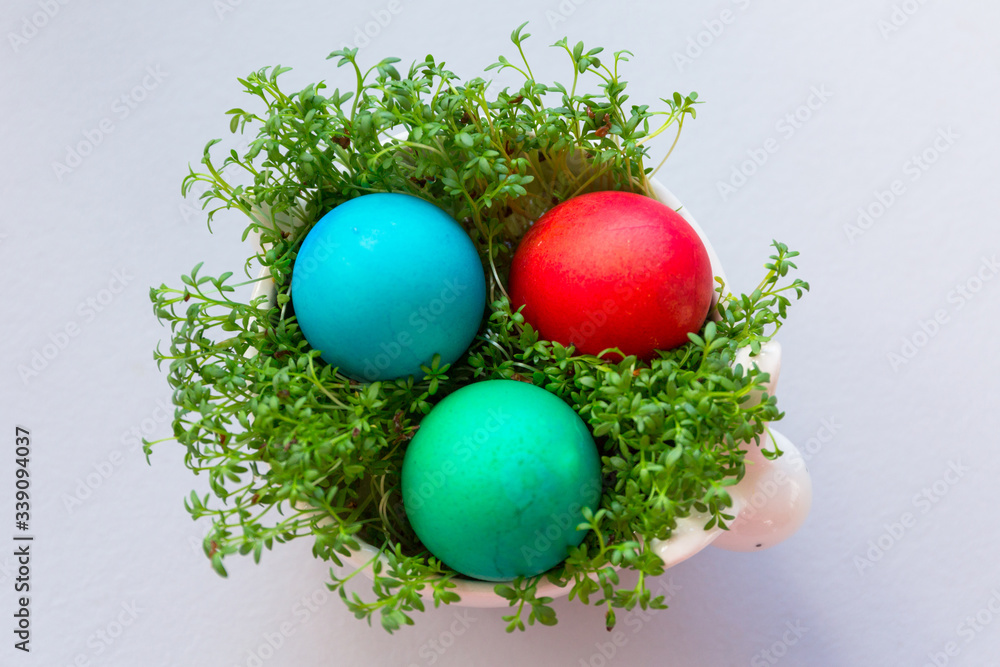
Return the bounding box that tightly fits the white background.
[3,0,999,665]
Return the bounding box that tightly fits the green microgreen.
[150,22,808,633]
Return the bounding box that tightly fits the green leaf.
[495,584,517,600]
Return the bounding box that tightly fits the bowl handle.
[712,341,812,551]
[648,341,813,564]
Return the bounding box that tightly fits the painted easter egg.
[508,190,714,358]
[290,193,486,381]
[401,380,602,581]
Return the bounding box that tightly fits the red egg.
[508,190,714,358]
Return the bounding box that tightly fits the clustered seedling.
[150,23,808,632]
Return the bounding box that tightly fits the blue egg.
[290,193,486,381]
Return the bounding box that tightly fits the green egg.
[401,380,602,581]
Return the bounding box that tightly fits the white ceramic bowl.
[247,181,812,607]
